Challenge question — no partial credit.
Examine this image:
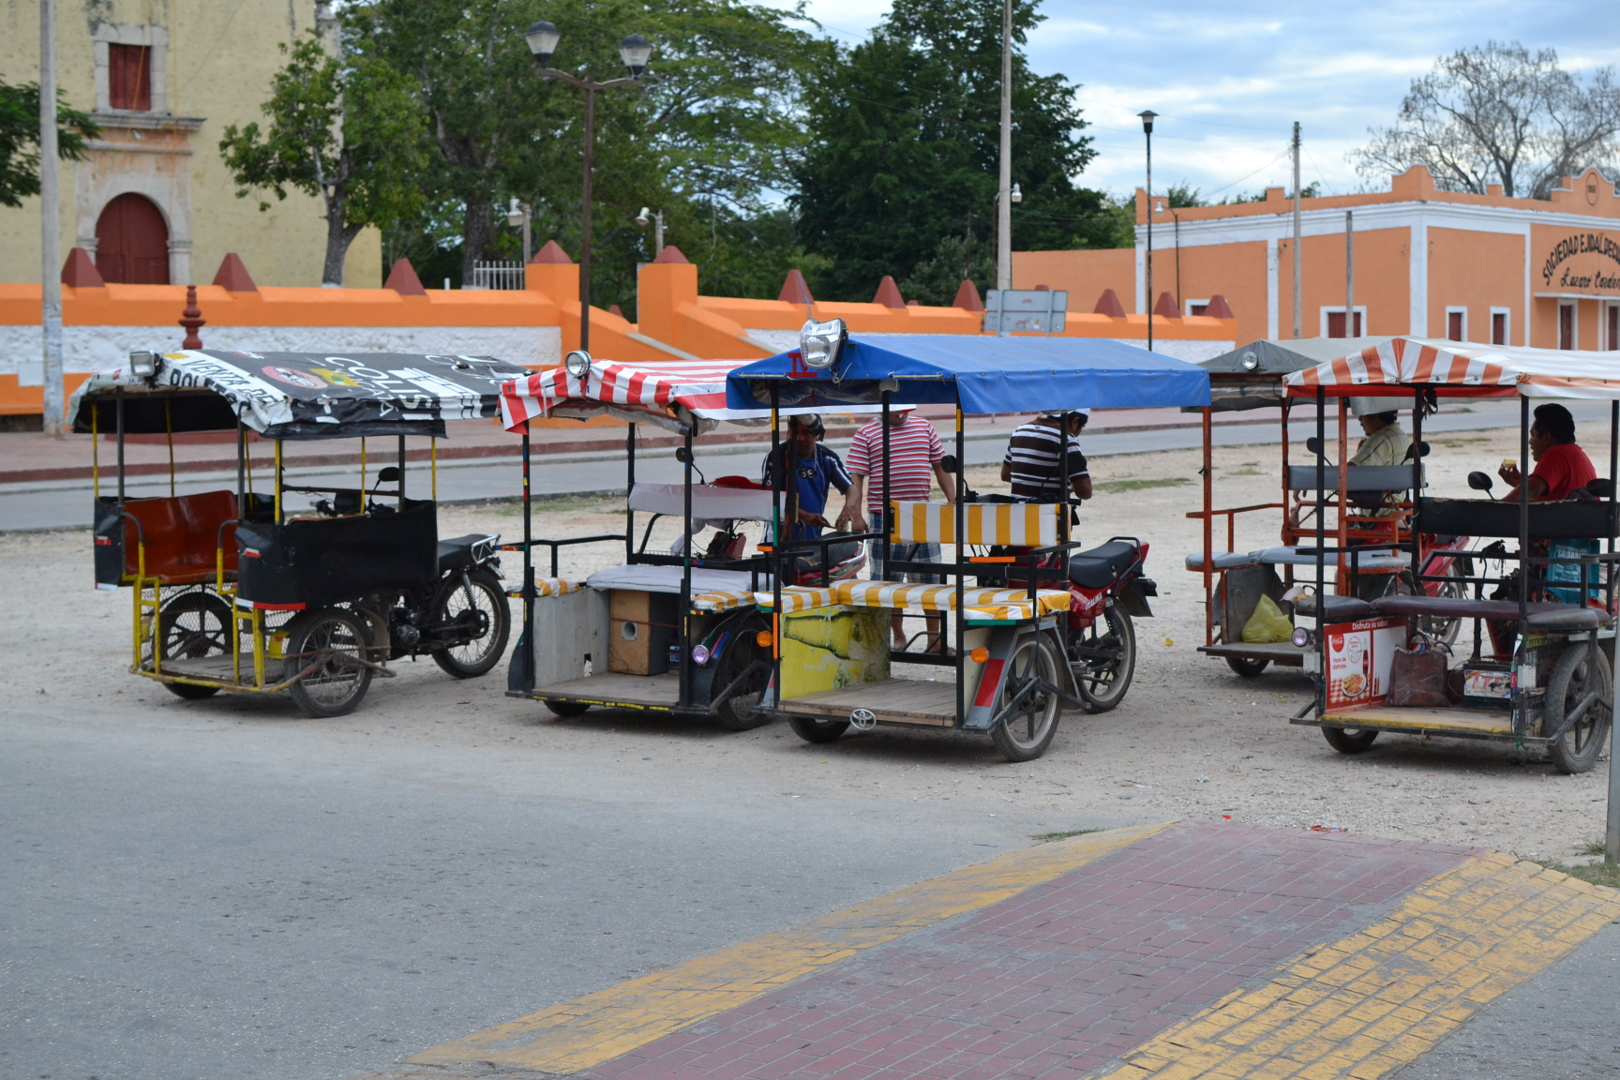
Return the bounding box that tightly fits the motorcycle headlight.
[1291,626,1313,649]
[564,350,592,379]
[799,318,846,369]
[128,351,157,378]
[691,644,710,665]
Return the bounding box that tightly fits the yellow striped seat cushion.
[836,581,1070,617]
[753,586,839,613]
[691,588,757,613]
[888,501,1062,546]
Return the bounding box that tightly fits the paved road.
[0,700,1093,1080]
[3,399,1610,532]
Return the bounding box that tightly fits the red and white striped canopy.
[1284,337,1620,399]
[500,358,760,432]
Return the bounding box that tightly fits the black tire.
[285,608,374,718]
[1322,726,1379,753]
[1072,606,1136,712]
[544,699,590,718]
[789,714,849,743]
[429,569,511,679]
[1544,641,1612,775]
[1225,656,1271,678]
[991,634,1063,762]
[1418,557,1468,646]
[711,624,771,731]
[158,591,233,699]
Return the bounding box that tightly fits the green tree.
[0,79,98,208]
[792,0,1110,302]
[348,0,823,302]
[219,32,426,285]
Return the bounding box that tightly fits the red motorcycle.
[1053,538,1157,712]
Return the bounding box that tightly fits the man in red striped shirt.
[838,407,957,650]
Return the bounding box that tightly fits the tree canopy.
[0,79,98,209]
[219,32,426,285]
[1354,41,1620,199]
[792,0,1117,304]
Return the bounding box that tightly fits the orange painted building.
[1014,165,1620,352]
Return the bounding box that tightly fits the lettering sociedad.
[1542,231,1620,288]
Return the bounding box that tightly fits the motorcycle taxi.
[724,323,1210,760]
[1285,337,1619,773]
[499,352,874,730]
[72,349,524,716]
[1187,338,1472,678]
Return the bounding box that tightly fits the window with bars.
[109,44,152,110]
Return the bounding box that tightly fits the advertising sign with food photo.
[1325,617,1405,710]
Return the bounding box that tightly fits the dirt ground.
[4,422,1611,861]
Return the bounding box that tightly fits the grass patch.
[1032,828,1102,843]
[1580,838,1606,856]
[1550,860,1620,889]
[1094,477,1193,494]
[1435,436,1490,448]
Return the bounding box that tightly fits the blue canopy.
[724,333,1211,415]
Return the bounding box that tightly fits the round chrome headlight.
[691,644,710,666]
[1291,626,1312,649]
[564,350,592,379]
[1241,351,1260,372]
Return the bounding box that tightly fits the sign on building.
[983,290,1068,335]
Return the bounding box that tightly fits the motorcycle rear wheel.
[1072,606,1136,712]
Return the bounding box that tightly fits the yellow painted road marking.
[1094,852,1620,1080]
[408,820,1175,1075]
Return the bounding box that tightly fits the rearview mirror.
[377,466,401,482]
[1587,478,1615,499]
[1403,441,1430,461]
[674,446,691,463]
[1467,471,1494,492]
[941,454,959,473]
[1305,436,1324,457]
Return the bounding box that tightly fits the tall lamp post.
[522,22,651,352]
[1138,110,1157,353]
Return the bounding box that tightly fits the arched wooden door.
[95,194,170,284]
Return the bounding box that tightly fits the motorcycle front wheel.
[1071,605,1136,712]
[430,569,511,679]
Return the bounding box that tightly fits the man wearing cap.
[763,414,854,542]
[1002,410,1092,501]
[1348,398,1409,467]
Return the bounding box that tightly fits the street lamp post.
[635,206,664,255]
[506,198,531,265]
[522,22,651,352]
[1138,110,1157,353]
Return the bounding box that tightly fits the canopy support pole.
[626,423,636,564]
[91,400,98,500]
[679,421,693,710]
[275,440,284,525]
[1411,389,1423,594]
[164,399,175,499]
[955,399,965,726]
[1518,396,1529,630]
[519,427,535,694]
[1314,388,1325,713]
[398,435,406,499]
[769,387,782,705]
[360,437,367,514]
[1202,405,1212,647]
[1337,396,1348,595]
[115,388,125,509]
[236,417,245,509]
[881,390,892,651]
[1607,401,1620,866]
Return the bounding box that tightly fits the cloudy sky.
[795,0,1620,201]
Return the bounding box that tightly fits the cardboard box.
[609,590,678,675]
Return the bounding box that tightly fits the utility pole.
[1291,121,1302,340]
[995,0,1012,294]
[1139,111,1157,352]
[1345,210,1355,338]
[40,0,63,435]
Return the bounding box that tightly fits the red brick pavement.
[582,822,1477,1080]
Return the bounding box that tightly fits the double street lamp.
[522,22,652,351]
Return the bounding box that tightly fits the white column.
[1522,224,1533,346]
[1409,221,1428,337]
[1134,233,1147,315]
[1266,238,1279,340]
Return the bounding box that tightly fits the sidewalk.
[0,407,1274,485]
[366,820,1620,1080]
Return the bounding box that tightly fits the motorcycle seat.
[437,533,494,573]
[1069,541,1138,589]
[792,540,862,571]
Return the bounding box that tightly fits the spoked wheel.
[285,608,374,718]
[1544,641,1612,774]
[1225,656,1271,678]
[1070,606,1136,712]
[430,569,511,679]
[712,618,771,731]
[1418,558,1469,647]
[789,715,850,743]
[991,634,1062,762]
[158,591,232,699]
[1322,726,1379,753]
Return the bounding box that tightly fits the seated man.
[1498,403,1596,501]
[1348,400,1407,466]
[762,413,854,543]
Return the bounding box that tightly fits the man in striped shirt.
[838,407,956,651]
[1002,410,1092,502]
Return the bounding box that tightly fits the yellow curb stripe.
[409,820,1176,1075]
[1094,852,1620,1080]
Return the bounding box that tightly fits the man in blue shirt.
[763,414,854,541]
